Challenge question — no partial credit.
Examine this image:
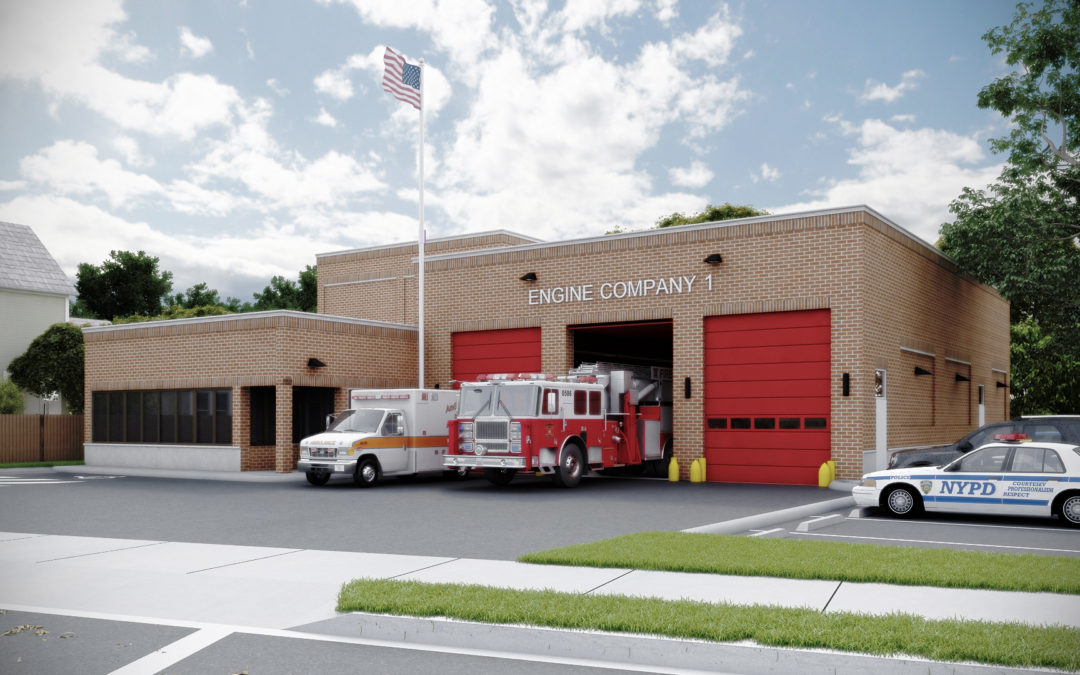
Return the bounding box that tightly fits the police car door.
[999,445,1067,517]
[933,445,1010,515]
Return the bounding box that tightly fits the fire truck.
[444,363,672,487]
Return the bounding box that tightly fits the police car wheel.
[883,485,921,518]
[354,458,379,487]
[1060,494,1080,528]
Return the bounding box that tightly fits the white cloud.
[0,180,27,191]
[19,140,163,207]
[316,46,452,117]
[266,78,289,96]
[179,27,214,59]
[315,107,339,128]
[654,0,678,23]
[672,8,741,67]
[860,69,925,104]
[890,113,916,124]
[112,135,153,168]
[772,119,1002,244]
[752,162,780,183]
[557,0,642,33]
[669,161,714,188]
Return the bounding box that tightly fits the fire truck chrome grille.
[478,442,508,451]
[476,421,508,440]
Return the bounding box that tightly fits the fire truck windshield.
[497,385,539,416]
[327,408,385,433]
[459,387,494,418]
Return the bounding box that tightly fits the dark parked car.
[888,416,1080,469]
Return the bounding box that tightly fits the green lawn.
[517,531,1080,594]
[338,579,1080,671]
[0,460,84,469]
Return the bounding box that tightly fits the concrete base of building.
[85,443,241,472]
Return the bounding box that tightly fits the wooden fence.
[0,415,84,463]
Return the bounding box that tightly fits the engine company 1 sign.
[527,274,717,306]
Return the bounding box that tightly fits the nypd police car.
[854,435,1080,527]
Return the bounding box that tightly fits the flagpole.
[418,58,425,390]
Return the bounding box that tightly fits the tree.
[938,0,1080,414]
[654,203,769,229]
[75,250,174,320]
[0,378,23,415]
[250,265,317,312]
[7,323,84,414]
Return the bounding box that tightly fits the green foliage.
[0,378,24,414]
[338,579,1080,669]
[250,265,317,312]
[7,323,85,414]
[1010,319,1080,414]
[114,304,235,324]
[519,531,1080,594]
[654,202,770,229]
[75,250,174,320]
[978,0,1080,202]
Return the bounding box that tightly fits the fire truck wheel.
[354,458,379,487]
[648,440,673,477]
[483,468,516,486]
[443,467,471,481]
[554,444,584,488]
[305,471,330,486]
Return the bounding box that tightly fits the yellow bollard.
[818,462,832,488]
[690,457,706,482]
[668,455,680,482]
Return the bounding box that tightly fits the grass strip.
[517,531,1080,595]
[0,460,84,468]
[338,579,1080,670]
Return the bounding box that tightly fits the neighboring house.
[0,221,78,414]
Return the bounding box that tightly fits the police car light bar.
[993,433,1029,442]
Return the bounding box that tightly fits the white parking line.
[108,627,233,675]
[795,531,1080,554]
[749,528,784,537]
[849,516,1074,534]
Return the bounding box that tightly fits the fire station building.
[82,206,1011,484]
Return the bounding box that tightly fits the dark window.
[108,392,123,442]
[573,390,587,415]
[142,392,159,443]
[779,418,801,430]
[160,391,176,443]
[588,391,602,415]
[250,387,276,446]
[215,389,232,444]
[125,392,141,442]
[177,391,194,443]
[92,392,107,442]
[731,418,751,429]
[805,418,827,430]
[196,390,213,443]
[707,418,727,429]
[754,418,775,430]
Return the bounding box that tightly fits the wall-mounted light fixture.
[703,253,723,265]
[308,358,326,368]
[684,377,692,399]
[914,366,933,376]
[955,373,970,382]
[842,373,850,396]
[520,272,538,281]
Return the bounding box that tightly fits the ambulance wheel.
[305,471,330,486]
[483,468,516,486]
[354,458,379,487]
[553,444,584,488]
[1057,493,1080,528]
[882,485,922,518]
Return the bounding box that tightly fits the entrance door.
[451,327,542,386]
[703,310,831,485]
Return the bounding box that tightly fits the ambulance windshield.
[327,408,385,433]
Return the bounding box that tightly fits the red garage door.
[703,310,830,485]
[451,327,542,387]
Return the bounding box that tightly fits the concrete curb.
[52,465,306,483]
[299,613,1049,675]
[681,495,856,534]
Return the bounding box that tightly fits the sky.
[0,0,1019,303]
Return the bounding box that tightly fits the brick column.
[275,378,293,473]
[671,312,702,480]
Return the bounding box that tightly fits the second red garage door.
[703,310,831,485]
[451,327,542,387]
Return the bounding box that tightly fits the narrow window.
[160,391,177,443]
[574,390,587,415]
[588,390,602,415]
[805,418,828,430]
[731,418,751,429]
[215,389,232,444]
[108,392,123,442]
[707,418,727,429]
[92,392,107,442]
[196,390,213,443]
[779,418,801,430]
[754,418,775,430]
[177,391,194,443]
[142,392,160,443]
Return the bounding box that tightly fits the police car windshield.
[459,387,493,418]
[327,408,384,433]
[497,385,539,417]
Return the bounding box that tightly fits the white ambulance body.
[297,389,459,487]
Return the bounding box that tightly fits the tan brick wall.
[83,312,418,472]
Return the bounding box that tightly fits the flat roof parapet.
[82,310,417,342]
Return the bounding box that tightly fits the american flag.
[382,46,421,110]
